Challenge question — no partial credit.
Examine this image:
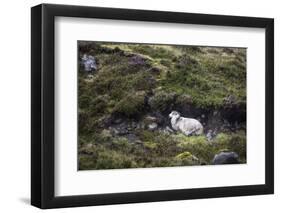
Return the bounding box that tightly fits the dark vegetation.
[78,41,247,170]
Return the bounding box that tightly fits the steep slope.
[78,41,246,170]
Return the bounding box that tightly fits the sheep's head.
[169,111,180,119]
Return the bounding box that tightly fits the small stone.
[109,124,129,136]
[144,116,157,122]
[165,126,174,133]
[126,134,138,143]
[148,122,158,131]
[206,130,213,141]
[130,122,137,129]
[113,118,123,124]
[87,74,94,79]
[86,143,93,149]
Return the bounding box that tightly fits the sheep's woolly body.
[169,111,203,136]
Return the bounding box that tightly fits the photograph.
[30,2,274,209]
[78,41,247,170]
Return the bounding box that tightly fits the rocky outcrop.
[81,54,97,73]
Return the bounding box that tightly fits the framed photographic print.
[31,3,274,209]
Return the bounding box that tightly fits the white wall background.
[0,0,279,212]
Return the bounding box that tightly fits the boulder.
[81,54,97,72]
[212,151,239,165]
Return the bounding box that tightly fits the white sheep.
[169,111,203,136]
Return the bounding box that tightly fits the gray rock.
[206,130,213,141]
[109,123,129,136]
[135,121,145,129]
[212,151,239,165]
[148,122,158,131]
[126,133,138,143]
[144,115,157,122]
[223,95,236,105]
[113,118,123,124]
[165,126,174,133]
[81,54,97,72]
[130,122,137,129]
[206,129,217,141]
[86,143,94,149]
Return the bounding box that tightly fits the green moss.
[175,151,193,160]
[175,135,214,163]
[89,95,110,115]
[144,141,158,149]
[136,130,157,142]
[160,59,172,67]
[79,143,138,170]
[79,95,91,109]
[175,134,206,145]
[130,45,175,59]
[79,131,246,169]
[95,150,137,170]
[215,133,230,144]
[160,48,246,109]
[113,91,146,117]
[149,90,177,112]
[111,137,132,153]
[100,129,112,140]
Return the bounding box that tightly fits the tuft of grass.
[173,151,200,166]
[113,91,146,117]
[130,45,175,60]
[175,151,193,160]
[149,90,177,112]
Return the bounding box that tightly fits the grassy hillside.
[78,41,246,170]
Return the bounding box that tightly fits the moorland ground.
[78,42,246,170]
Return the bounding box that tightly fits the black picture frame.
[31,3,274,209]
